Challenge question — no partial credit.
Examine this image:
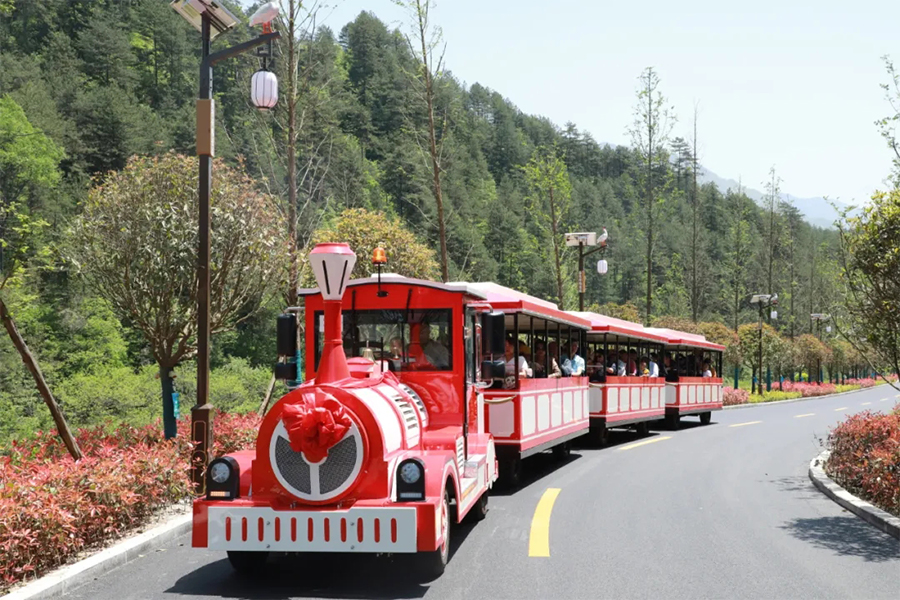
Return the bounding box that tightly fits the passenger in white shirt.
[504,337,532,378]
[649,358,660,377]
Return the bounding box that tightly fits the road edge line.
[808,450,900,541]
[4,510,192,599]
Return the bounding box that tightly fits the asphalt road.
[65,386,900,600]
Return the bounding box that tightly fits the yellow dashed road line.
[835,407,848,412]
[861,402,871,406]
[617,436,672,451]
[794,413,815,418]
[529,488,561,557]
[729,420,762,428]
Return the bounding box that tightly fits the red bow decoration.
[281,391,352,463]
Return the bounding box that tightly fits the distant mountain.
[698,168,847,229]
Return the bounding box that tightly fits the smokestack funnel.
[308,243,356,383]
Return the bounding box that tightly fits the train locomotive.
[192,243,503,578]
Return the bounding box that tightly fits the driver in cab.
[418,323,450,369]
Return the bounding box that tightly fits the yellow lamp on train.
[372,246,388,296]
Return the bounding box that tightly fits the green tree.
[70,153,288,438]
[835,189,900,387]
[302,207,440,285]
[522,145,572,309]
[629,67,675,324]
[0,95,81,458]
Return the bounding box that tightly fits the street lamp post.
[172,0,281,493]
[750,294,777,395]
[565,229,608,311]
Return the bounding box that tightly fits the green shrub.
[750,390,802,403]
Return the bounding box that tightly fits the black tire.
[416,490,450,580]
[700,411,712,425]
[552,441,571,459]
[499,457,523,488]
[590,424,610,447]
[636,421,650,436]
[465,491,489,523]
[666,414,680,431]
[226,551,269,576]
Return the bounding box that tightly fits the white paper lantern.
[826,325,832,333]
[251,70,278,110]
[597,259,608,275]
[770,310,778,320]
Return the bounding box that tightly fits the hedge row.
[826,407,900,518]
[0,413,259,591]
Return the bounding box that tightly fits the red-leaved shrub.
[723,388,749,406]
[826,408,900,518]
[0,411,260,591]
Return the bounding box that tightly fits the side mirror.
[481,359,506,380]
[481,311,505,356]
[275,361,298,381]
[277,313,297,357]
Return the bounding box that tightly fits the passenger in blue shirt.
[561,342,586,376]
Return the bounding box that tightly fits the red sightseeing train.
[191,243,723,578]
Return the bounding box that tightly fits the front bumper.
[194,502,422,553]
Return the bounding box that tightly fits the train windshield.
[314,309,453,372]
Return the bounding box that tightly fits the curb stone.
[3,510,192,599]
[808,449,900,541]
[724,386,894,410]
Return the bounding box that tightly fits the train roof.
[456,282,592,329]
[296,274,488,299]
[569,311,670,344]
[643,327,726,351]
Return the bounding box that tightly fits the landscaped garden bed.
[826,405,900,519]
[0,412,259,592]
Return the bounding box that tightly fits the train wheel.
[590,425,610,447]
[666,414,680,430]
[417,490,450,580]
[466,491,489,523]
[636,421,650,436]
[552,441,571,459]
[700,411,712,425]
[226,551,269,576]
[499,457,523,488]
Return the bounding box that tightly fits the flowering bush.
[844,377,877,388]
[723,388,749,406]
[0,412,260,591]
[752,391,802,403]
[826,408,900,518]
[777,381,837,397]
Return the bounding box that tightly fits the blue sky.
[247,1,899,203]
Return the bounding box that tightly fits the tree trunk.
[258,373,277,416]
[549,186,565,310]
[691,109,699,322]
[0,294,82,459]
[645,82,654,326]
[160,363,177,440]
[286,1,299,305]
[417,3,449,282]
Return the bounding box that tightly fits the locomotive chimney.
[308,243,356,383]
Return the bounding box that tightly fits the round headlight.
[400,461,422,484]
[210,461,231,484]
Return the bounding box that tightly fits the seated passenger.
[532,341,561,379]
[419,323,450,368]
[702,361,712,378]
[628,350,638,376]
[504,336,532,378]
[616,350,628,376]
[639,359,650,377]
[566,341,586,376]
[389,337,404,360]
[649,353,660,377]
